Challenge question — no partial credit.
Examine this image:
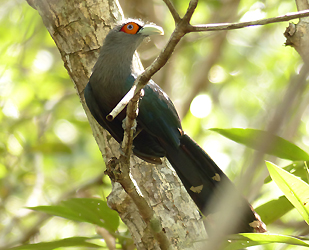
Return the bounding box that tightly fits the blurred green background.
[1,0,309,249]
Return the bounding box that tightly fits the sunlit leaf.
[210,128,309,161]
[223,233,309,250]
[8,236,102,250]
[305,161,309,183]
[264,162,306,183]
[266,161,309,224]
[255,196,294,225]
[28,198,119,232]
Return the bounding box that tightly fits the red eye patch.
[120,22,141,34]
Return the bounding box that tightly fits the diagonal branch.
[107,40,172,250]
[183,0,199,23]
[107,23,185,121]
[162,0,180,23]
[108,1,197,122]
[105,158,172,250]
[106,89,172,249]
[107,9,309,121]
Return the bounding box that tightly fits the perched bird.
[84,19,265,233]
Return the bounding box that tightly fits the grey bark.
[285,0,309,63]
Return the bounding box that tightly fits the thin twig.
[106,157,172,250]
[183,0,199,23]
[118,171,172,249]
[111,28,173,250]
[189,9,309,32]
[162,0,181,23]
[106,86,136,121]
[121,89,140,160]
[113,60,173,250]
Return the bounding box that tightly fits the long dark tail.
[162,134,266,233]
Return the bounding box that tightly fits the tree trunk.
[26,0,207,249]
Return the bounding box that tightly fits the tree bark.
[27,0,207,249]
[285,0,309,63]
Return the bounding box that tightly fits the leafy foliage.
[210,128,309,161]
[1,0,309,249]
[255,196,294,225]
[266,161,309,224]
[224,233,309,249]
[28,198,120,232]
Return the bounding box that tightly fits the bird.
[84,19,266,233]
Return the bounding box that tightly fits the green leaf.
[305,161,309,183]
[264,162,306,183]
[8,236,102,250]
[223,233,309,250]
[210,128,309,161]
[255,196,294,225]
[28,198,119,232]
[266,161,309,224]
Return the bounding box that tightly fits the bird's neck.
[97,47,134,84]
[90,44,137,105]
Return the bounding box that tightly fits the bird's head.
[93,20,164,83]
[102,20,164,55]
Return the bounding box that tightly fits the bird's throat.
[90,48,135,108]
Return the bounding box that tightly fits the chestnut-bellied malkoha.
[84,19,265,233]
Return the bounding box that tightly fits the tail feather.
[162,133,266,233]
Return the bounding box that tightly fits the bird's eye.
[120,22,141,34]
